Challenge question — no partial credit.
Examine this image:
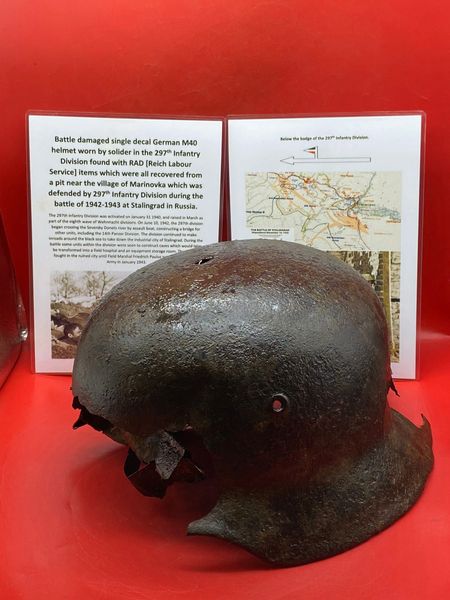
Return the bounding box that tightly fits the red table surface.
[0,334,448,600]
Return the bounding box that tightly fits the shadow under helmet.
[72,239,433,567]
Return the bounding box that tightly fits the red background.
[0,1,449,598]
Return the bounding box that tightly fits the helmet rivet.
[271,394,289,413]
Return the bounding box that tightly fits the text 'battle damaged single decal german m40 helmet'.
[72,239,433,567]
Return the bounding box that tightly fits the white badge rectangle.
[28,114,223,373]
[228,114,423,379]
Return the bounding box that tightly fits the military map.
[246,171,401,252]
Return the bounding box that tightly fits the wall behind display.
[1,0,449,333]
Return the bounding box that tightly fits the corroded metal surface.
[72,239,433,566]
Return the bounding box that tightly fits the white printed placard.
[228,114,424,379]
[28,114,223,373]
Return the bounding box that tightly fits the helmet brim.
[188,409,433,566]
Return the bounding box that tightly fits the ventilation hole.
[271,393,289,413]
[195,256,214,265]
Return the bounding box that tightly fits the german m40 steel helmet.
[72,239,433,567]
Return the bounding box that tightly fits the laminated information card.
[29,113,423,378]
[228,114,424,379]
[28,114,223,373]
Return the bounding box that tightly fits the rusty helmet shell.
[72,239,433,566]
